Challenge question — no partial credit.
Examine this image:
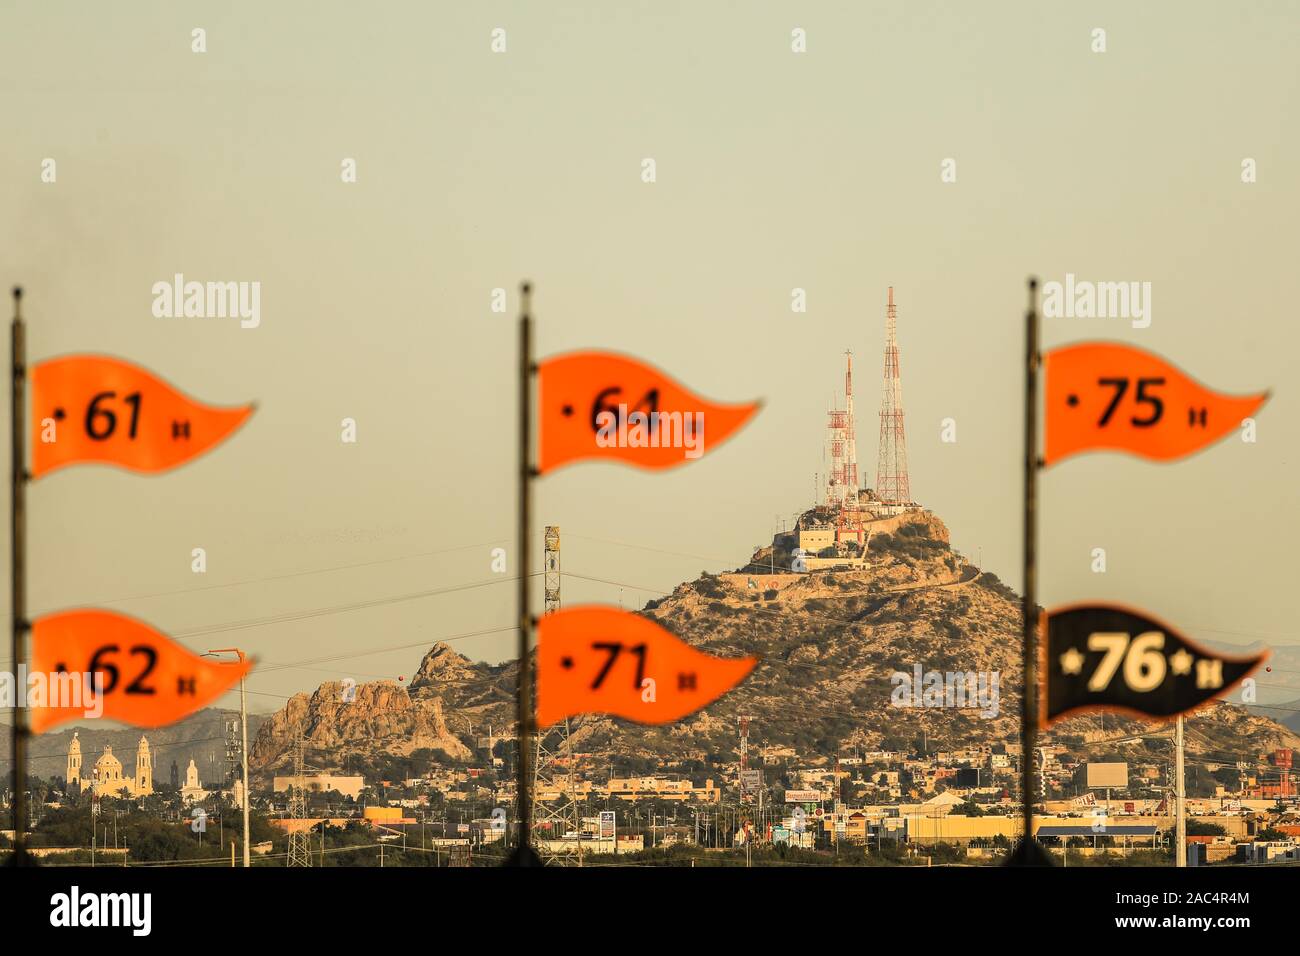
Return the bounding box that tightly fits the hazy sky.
[1,1,1297,717]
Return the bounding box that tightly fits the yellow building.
[69,733,153,798]
[797,527,836,554]
[273,773,366,800]
[362,806,415,825]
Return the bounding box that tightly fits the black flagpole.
[509,281,541,866]
[1009,276,1052,866]
[9,287,28,867]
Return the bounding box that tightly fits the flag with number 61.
[1040,603,1267,726]
[33,354,254,477]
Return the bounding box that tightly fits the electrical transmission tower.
[224,716,241,788]
[737,716,758,858]
[532,526,583,864]
[544,525,561,615]
[876,287,911,505]
[286,734,312,867]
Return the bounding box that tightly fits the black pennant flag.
[1041,603,1267,726]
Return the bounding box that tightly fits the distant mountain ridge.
[7,708,266,790]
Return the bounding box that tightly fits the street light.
[204,648,250,868]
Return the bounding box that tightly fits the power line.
[10,732,239,766]
[29,536,511,617]
[254,624,516,674]
[173,575,534,641]
[0,576,536,670]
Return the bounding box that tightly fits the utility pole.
[207,648,251,867]
[240,665,249,868]
[1175,715,1186,867]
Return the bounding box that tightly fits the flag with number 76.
[1040,603,1267,726]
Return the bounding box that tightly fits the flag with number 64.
[1040,603,1267,726]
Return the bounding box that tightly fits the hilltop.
[248,509,1299,779]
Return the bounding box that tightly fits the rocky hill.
[248,510,1300,777]
[250,678,473,775]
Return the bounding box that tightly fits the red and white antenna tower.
[876,287,910,504]
[825,352,859,509]
[843,351,859,508]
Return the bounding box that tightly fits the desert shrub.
[975,571,1018,601]
[696,574,726,599]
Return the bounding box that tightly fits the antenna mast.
[876,287,911,505]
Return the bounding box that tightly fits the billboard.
[784,790,825,803]
[598,810,616,840]
[1077,762,1128,790]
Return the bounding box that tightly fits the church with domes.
[66,732,154,798]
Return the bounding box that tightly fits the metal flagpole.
[510,281,540,866]
[9,287,29,867]
[1010,277,1051,866]
[1022,276,1039,853]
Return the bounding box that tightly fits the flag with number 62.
[1040,603,1267,726]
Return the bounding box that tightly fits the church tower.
[135,736,153,795]
[67,732,82,791]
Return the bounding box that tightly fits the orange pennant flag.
[537,605,757,727]
[537,351,759,474]
[28,610,253,734]
[1044,342,1268,466]
[31,355,254,478]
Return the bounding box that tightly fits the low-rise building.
[604,776,719,803]
[273,773,366,801]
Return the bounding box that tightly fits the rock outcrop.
[250,678,471,773]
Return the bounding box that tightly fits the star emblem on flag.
[1059,647,1085,675]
